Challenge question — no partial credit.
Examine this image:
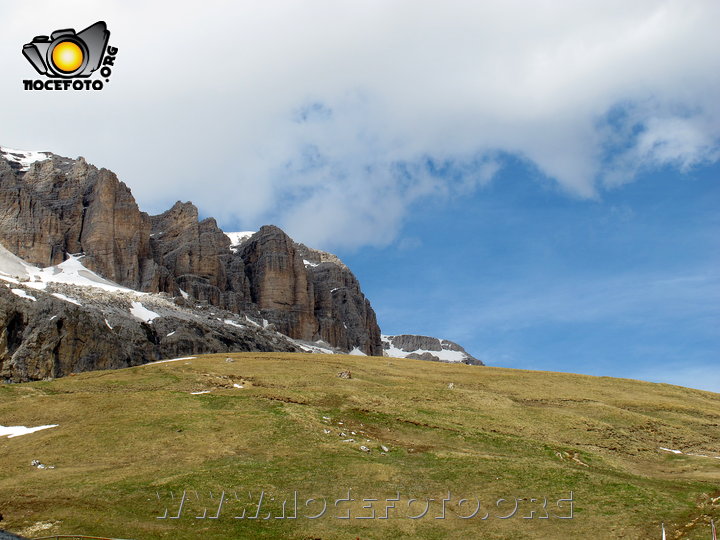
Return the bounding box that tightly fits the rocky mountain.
[0,146,381,356]
[382,334,484,365]
[0,243,300,382]
[0,145,478,381]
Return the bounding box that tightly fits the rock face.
[0,153,156,290]
[382,334,484,365]
[0,279,299,383]
[149,201,247,312]
[240,228,382,356]
[0,148,382,355]
[0,146,480,375]
[239,226,316,339]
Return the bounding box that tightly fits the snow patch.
[24,280,48,291]
[303,259,319,267]
[178,288,189,300]
[0,146,51,171]
[191,390,211,395]
[381,335,469,363]
[11,288,36,301]
[224,319,244,329]
[659,447,720,459]
[1,424,58,438]
[129,301,159,323]
[292,340,336,354]
[349,347,366,356]
[0,273,20,285]
[105,318,113,330]
[0,244,133,293]
[40,254,130,292]
[225,231,255,253]
[142,356,196,366]
[0,243,30,278]
[51,292,81,306]
[245,316,260,327]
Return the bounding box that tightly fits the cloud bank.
[1,0,718,249]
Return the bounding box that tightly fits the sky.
[0,1,718,391]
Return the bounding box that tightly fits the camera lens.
[51,40,84,73]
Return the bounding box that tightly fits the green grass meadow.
[1,353,718,539]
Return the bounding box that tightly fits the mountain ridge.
[382,334,484,365]
[0,145,481,379]
[0,146,381,355]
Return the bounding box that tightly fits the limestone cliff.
[0,152,156,290]
[240,227,382,356]
[0,147,382,355]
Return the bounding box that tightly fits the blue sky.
[1,1,718,391]
[339,156,719,391]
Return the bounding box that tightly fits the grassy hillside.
[0,353,718,539]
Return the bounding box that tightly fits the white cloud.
[1,0,718,248]
[633,116,719,169]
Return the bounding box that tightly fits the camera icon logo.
[22,21,110,78]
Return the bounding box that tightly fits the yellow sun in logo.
[51,41,83,73]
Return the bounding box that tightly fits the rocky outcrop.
[240,227,382,355]
[239,225,316,339]
[0,152,156,291]
[0,280,299,383]
[0,148,382,355]
[149,201,250,313]
[0,147,483,379]
[303,252,382,356]
[382,334,484,365]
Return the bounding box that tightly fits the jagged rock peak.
[296,242,348,270]
[237,225,382,355]
[0,147,153,290]
[0,147,383,356]
[156,200,200,221]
